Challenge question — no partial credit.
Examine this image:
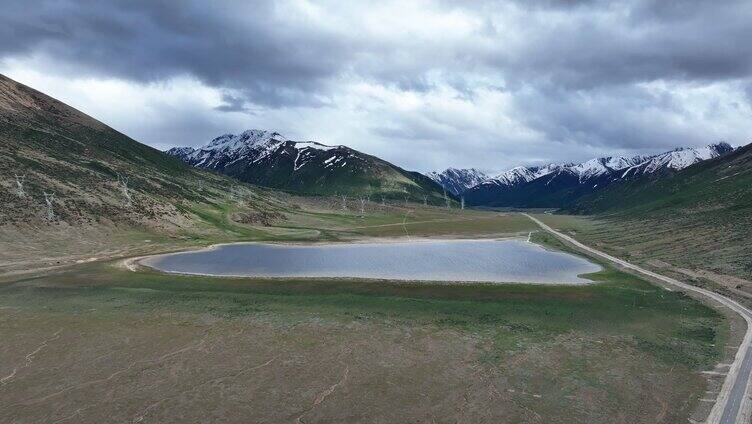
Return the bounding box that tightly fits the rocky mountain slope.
[426,168,489,196]
[168,130,448,201]
[465,143,734,207]
[0,73,247,228]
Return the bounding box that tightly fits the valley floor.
[0,205,737,423]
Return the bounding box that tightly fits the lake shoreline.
[136,237,602,285]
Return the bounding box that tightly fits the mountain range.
[569,142,752,215]
[167,130,448,201]
[429,143,734,207]
[426,168,489,196]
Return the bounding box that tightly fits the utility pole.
[43,192,55,221]
[14,174,26,198]
[358,196,369,217]
[117,173,132,207]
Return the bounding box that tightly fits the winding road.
[523,213,752,424]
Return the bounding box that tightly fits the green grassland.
[10,258,723,370]
[0,214,730,423]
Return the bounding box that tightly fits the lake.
[142,239,601,284]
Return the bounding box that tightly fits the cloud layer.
[2,0,751,174]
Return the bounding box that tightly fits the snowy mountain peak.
[427,168,489,196]
[165,128,447,198]
[484,143,735,190]
[623,142,735,175]
[165,146,196,157]
[487,163,568,187]
[293,141,343,152]
[491,166,538,186]
[710,141,733,151]
[205,129,288,152]
[602,155,650,170]
[168,129,374,177]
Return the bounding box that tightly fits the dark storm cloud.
[481,0,752,89]
[1,0,751,172]
[3,0,751,97]
[214,93,251,113]
[511,83,697,151]
[0,0,349,107]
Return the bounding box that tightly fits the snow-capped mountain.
[483,143,731,189]
[167,129,446,199]
[426,168,489,196]
[166,130,341,171]
[620,144,733,178]
[465,143,734,208]
[487,164,567,187]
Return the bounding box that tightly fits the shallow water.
[143,239,601,284]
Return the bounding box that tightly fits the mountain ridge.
[568,141,752,215]
[426,168,489,196]
[464,142,734,207]
[167,130,449,201]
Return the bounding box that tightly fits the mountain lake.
[142,239,601,284]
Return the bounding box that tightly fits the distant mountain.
[619,144,733,179]
[465,143,734,208]
[168,130,447,200]
[568,142,751,215]
[426,168,489,196]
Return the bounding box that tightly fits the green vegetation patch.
[1,256,725,371]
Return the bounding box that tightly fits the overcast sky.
[2,0,751,175]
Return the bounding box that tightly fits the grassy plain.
[0,206,732,423]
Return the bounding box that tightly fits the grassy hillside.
[234,147,447,200]
[559,144,752,279]
[569,143,752,216]
[0,74,317,272]
[0,74,250,227]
